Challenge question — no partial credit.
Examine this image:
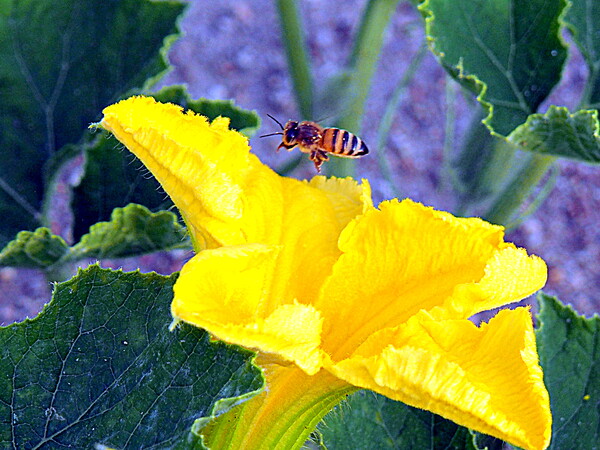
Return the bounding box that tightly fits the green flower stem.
[275,0,314,119]
[483,153,556,226]
[504,164,559,229]
[454,112,518,216]
[199,364,356,449]
[327,0,402,178]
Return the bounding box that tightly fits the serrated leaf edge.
[419,0,570,138]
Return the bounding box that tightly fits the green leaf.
[0,265,263,448]
[0,227,68,269]
[536,293,600,449]
[72,86,260,241]
[151,85,261,137]
[0,205,191,270]
[508,106,600,163]
[472,433,504,450]
[564,0,600,107]
[71,203,190,260]
[0,0,186,246]
[319,390,480,449]
[421,0,568,136]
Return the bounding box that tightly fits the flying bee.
[260,114,369,172]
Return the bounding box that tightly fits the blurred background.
[1,0,598,324]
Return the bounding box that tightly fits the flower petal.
[316,199,546,360]
[101,97,373,308]
[442,244,547,319]
[172,244,324,374]
[328,308,551,450]
[100,96,255,249]
[305,176,373,227]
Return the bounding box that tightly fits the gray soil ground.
[1,0,599,324]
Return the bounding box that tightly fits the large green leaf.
[536,293,600,449]
[318,390,479,449]
[421,0,568,136]
[508,106,600,163]
[0,265,263,448]
[0,0,186,246]
[564,0,600,107]
[72,86,260,241]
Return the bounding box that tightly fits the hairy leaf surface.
[0,266,263,448]
[536,293,600,449]
[318,390,479,449]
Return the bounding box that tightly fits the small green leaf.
[0,205,190,270]
[508,106,600,163]
[319,390,480,449]
[70,203,190,260]
[536,293,600,449]
[151,85,261,137]
[564,0,600,107]
[0,0,186,246]
[421,0,568,136]
[72,86,260,241]
[0,227,68,269]
[0,265,263,448]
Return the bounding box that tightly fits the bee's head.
[282,120,300,146]
[260,115,300,151]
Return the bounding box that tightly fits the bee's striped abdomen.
[322,128,369,158]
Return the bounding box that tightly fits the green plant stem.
[327,0,402,178]
[442,75,459,193]
[483,153,556,226]
[578,55,600,109]
[453,112,517,216]
[375,40,427,196]
[275,0,314,119]
[505,164,559,229]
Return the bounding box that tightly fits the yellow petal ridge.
[306,176,373,227]
[101,96,270,248]
[317,199,516,359]
[460,244,547,316]
[329,308,551,450]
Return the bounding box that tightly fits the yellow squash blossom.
[99,96,551,450]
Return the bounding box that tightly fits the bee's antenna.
[259,131,283,138]
[266,114,285,130]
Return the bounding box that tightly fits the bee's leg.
[309,151,321,172]
[310,150,328,172]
